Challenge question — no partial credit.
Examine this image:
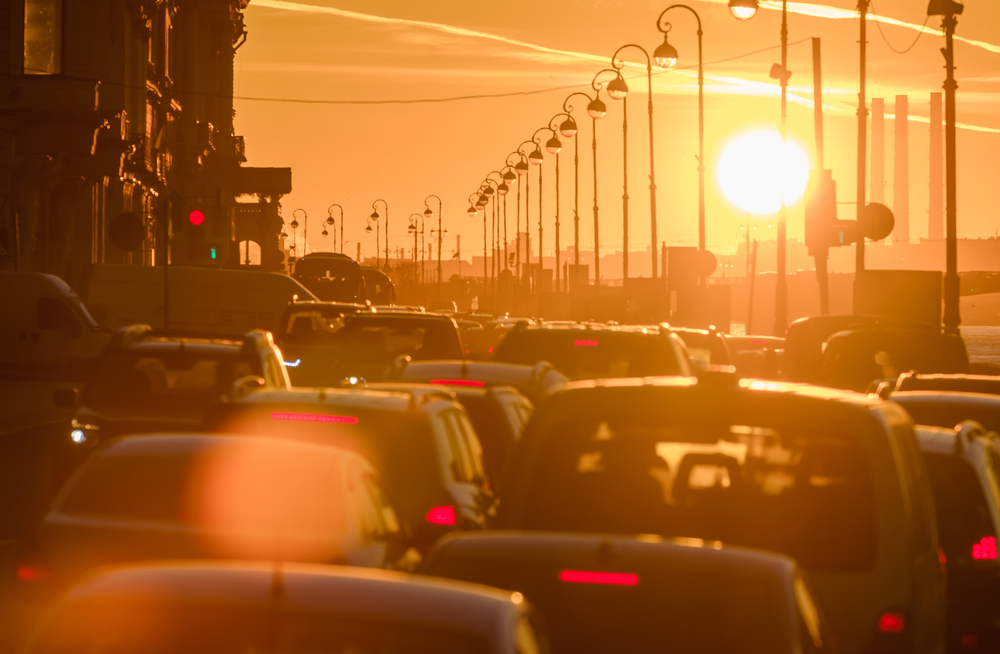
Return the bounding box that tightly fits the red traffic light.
[188,209,205,226]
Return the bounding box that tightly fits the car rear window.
[32,600,489,654]
[522,416,877,572]
[330,318,462,362]
[280,308,353,344]
[427,558,785,654]
[922,453,997,563]
[84,350,257,412]
[494,332,682,379]
[205,405,444,519]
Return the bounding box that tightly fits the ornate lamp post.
[544,116,569,292]
[408,214,421,265]
[327,204,343,253]
[529,126,557,291]
[613,44,660,279]
[366,214,379,268]
[516,139,537,287]
[501,166,517,271]
[589,70,617,285]
[292,209,308,256]
[506,151,528,286]
[595,69,629,280]
[560,93,593,279]
[424,195,443,296]
[371,199,389,271]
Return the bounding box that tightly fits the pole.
[384,205,390,269]
[592,116,600,285]
[942,9,960,334]
[503,191,509,271]
[696,19,705,259]
[646,59,658,280]
[813,37,830,316]
[856,0,868,274]
[574,128,580,270]
[340,207,344,254]
[622,93,629,282]
[774,0,788,336]
[555,151,561,293]
[747,239,758,335]
[537,162,543,294]
[516,176,522,290]
[159,193,170,330]
[524,167,531,282]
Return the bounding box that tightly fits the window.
[442,412,473,483]
[923,453,996,563]
[36,297,81,336]
[24,0,61,75]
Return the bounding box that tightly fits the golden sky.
[234,0,1000,268]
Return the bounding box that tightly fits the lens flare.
[717,130,810,215]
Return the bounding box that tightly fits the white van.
[0,272,109,382]
[78,264,317,335]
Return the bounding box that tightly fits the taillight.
[972,536,997,560]
[877,611,905,634]
[559,570,639,586]
[961,634,978,649]
[425,505,456,526]
[15,542,57,598]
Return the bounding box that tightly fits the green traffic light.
[210,247,217,260]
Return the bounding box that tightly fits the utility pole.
[855,0,869,275]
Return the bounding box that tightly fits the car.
[783,315,898,384]
[275,300,374,386]
[819,327,969,392]
[423,532,835,654]
[384,359,568,404]
[366,382,533,488]
[203,387,495,549]
[725,335,784,378]
[669,326,732,369]
[22,562,546,654]
[59,324,289,451]
[456,319,486,357]
[493,323,692,381]
[895,372,1000,396]
[360,267,395,304]
[427,299,458,315]
[292,252,365,303]
[498,377,944,654]
[11,434,416,644]
[288,311,463,385]
[916,422,1000,654]
[886,391,1000,433]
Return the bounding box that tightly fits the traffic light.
[804,169,844,254]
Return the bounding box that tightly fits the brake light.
[972,536,997,560]
[574,339,599,347]
[559,570,638,586]
[16,563,52,584]
[270,412,358,424]
[425,505,456,525]
[877,612,905,634]
[961,634,978,649]
[430,379,485,388]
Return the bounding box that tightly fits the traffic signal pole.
[812,37,830,315]
[941,5,961,334]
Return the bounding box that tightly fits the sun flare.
[717,130,810,215]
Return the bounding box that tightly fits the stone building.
[0,0,290,281]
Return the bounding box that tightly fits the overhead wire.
[868,0,931,55]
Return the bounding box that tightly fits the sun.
[717,130,810,215]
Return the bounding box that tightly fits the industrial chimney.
[929,92,943,240]
[894,95,909,243]
[871,98,885,203]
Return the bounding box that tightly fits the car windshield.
[494,332,683,379]
[922,453,998,565]
[280,308,354,344]
[429,557,785,654]
[674,331,730,366]
[522,416,876,572]
[84,349,257,413]
[33,601,489,654]
[330,318,462,363]
[206,405,442,519]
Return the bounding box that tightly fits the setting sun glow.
[717,130,810,215]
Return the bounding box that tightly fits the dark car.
[62,325,289,450]
[385,359,567,404]
[493,323,691,380]
[275,300,374,386]
[423,532,835,654]
[783,315,911,383]
[203,387,494,549]
[292,252,365,303]
[360,267,395,305]
[670,326,732,369]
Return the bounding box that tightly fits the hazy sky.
[233,0,1000,269]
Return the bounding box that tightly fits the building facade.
[0,0,290,282]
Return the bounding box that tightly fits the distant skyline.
[234,0,1000,266]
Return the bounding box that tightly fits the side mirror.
[53,388,79,408]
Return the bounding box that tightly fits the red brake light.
[972,536,997,560]
[559,570,638,586]
[961,634,978,649]
[430,379,485,388]
[16,563,52,584]
[270,412,358,424]
[574,339,599,347]
[425,505,456,525]
[877,612,905,634]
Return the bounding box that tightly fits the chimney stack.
[894,95,909,243]
[871,98,885,203]
[929,92,943,240]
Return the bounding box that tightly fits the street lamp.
[485,172,504,293]
[500,165,516,272]
[560,93,592,279]
[589,70,619,285]
[655,6,705,269]
[292,209,307,256]
[531,126,556,292]
[371,199,389,271]
[408,214,421,276]
[517,140,537,287]
[424,195,443,296]
[327,204,344,253]
[546,114,570,293]
[507,151,527,288]
[366,214,380,268]
[599,65,630,282]
[614,44,660,280]
[728,0,790,335]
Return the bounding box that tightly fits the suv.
[62,325,289,450]
[916,422,1000,653]
[493,323,691,380]
[276,300,374,386]
[292,252,365,303]
[203,387,494,549]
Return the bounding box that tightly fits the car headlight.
[70,419,99,445]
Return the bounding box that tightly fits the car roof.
[390,360,567,388]
[61,562,522,633]
[361,382,477,401]
[234,388,425,413]
[94,433,358,459]
[352,311,452,321]
[111,338,243,354]
[891,391,1000,408]
[428,531,796,581]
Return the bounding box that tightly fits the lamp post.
[530,127,556,292]
[546,115,570,292]
[590,70,616,285]
[424,195,443,297]
[366,215,379,268]
[371,199,389,271]
[727,0,789,335]
[506,151,528,287]
[517,140,536,288]
[408,214,420,267]
[608,43,657,279]
[327,204,344,253]
[598,67,629,281]
[501,166,517,272]
[293,209,308,256]
[483,175,501,294]
[561,92,595,278]
[473,189,490,294]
